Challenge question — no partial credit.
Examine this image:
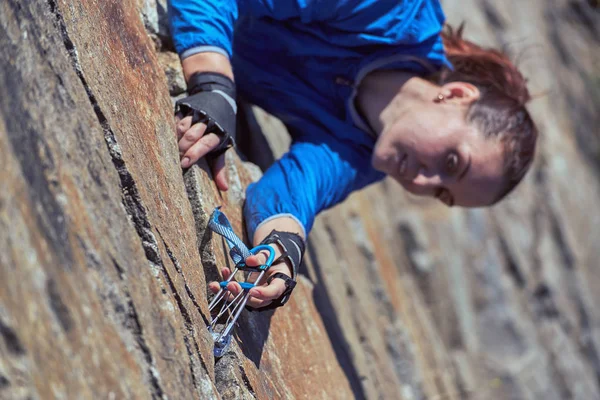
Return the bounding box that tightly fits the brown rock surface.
[1,0,599,399]
[1,0,352,399]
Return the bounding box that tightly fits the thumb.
[211,153,229,191]
[245,254,267,267]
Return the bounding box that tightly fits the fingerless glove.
[251,230,306,311]
[175,72,237,156]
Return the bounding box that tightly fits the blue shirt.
[169,0,450,237]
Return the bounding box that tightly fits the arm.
[241,140,383,308]
[182,52,233,81]
[168,0,332,189]
[244,140,384,236]
[168,0,238,189]
[252,216,304,246]
[209,140,383,309]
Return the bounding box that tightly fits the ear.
[439,82,480,105]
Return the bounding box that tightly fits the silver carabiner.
[207,244,276,357]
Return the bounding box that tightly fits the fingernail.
[181,157,190,168]
[249,289,259,297]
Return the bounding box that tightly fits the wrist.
[258,230,305,280]
[182,52,234,82]
[252,216,305,246]
[186,72,236,100]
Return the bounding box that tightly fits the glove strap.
[187,72,236,98]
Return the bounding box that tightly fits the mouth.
[397,153,408,179]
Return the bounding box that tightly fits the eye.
[445,152,460,174]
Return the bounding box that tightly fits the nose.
[412,168,443,188]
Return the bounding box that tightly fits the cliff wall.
[1,0,599,399]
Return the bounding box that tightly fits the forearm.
[182,52,234,82]
[252,216,305,246]
[244,141,369,237]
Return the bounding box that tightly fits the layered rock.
[1,0,599,399]
[1,1,351,398]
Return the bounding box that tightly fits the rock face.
[0,0,598,399]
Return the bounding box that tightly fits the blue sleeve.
[168,0,238,58]
[238,0,329,22]
[168,0,324,58]
[244,140,385,238]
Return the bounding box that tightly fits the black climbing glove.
[175,72,237,157]
[249,230,306,312]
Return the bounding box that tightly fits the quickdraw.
[206,207,275,357]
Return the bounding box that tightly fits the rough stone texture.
[158,51,186,97]
[1,1,217,398]
[139,0,171,50]
[1,0,352,399]
[1,0,599,399]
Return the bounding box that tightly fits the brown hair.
[439,24,538,203]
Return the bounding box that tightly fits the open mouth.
[397,153,408,178]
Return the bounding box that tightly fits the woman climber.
[168,0,538,310]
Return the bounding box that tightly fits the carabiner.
[207,244,276,357]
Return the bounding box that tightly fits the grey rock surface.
[1,0,599,399]
[1,0,352,399]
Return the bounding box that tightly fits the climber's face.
[371,83,505,207]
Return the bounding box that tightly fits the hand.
[175,112,228,191]
[208,250,293,309]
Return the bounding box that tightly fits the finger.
[176,115,192,140]
[211,154,229,191]
[245,297,270,309]
[208,267,234,294]
[245,253,268,267]
[221,267,232,280]
[249,278,286,301]
[208,281,221,294]
[181,132,221,168]
[226,281,243,297]
[178,122,207,156]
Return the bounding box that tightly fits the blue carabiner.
[248,244,276,270]
[217,244,276,291]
